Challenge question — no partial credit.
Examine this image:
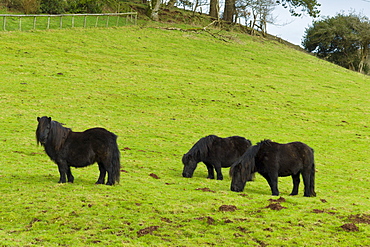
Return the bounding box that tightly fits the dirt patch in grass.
[149,173,160,179]
[27,218,41,228]
[348,214,370,224]
[137,226,159,237]
[268,197,286,203]
[219,205,237,212]
[195,216,215,225]
[195,187,215,193]
[340,223,359,232]
[265,202,286,211]
[161,217,173,223]
[312,209,336,215]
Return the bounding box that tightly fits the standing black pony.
[182,135,252,180]
[230,140,316,197]
[36,116,120,185]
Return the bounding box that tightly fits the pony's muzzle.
[230,185,244,192]
[182,172,192,178]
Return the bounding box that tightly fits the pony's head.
[182,152,198,178]
[230,162,249,192]
[36,116,70,150]
[36,116,52,145]
[229,145,259,192]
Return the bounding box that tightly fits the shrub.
[66,0,103,13]
[40,0,65,14]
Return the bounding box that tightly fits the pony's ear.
[48,117,51,121]
[37,117,40,121]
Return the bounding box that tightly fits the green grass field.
[0,25,369,246]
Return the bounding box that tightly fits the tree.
[236,0,275,35]
[223,0,236,22]
[225,0,319,24]
[209,0,220,19]
[302,13,370,74]
[276,0,320,17]
[150,0,161,21]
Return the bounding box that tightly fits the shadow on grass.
[6,172,107,187]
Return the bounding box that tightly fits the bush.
[21,0,40,14]
[66,0,103,13]
[40,0,65,14]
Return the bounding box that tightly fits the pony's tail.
[310,149,316,197]
[110,136,121,185]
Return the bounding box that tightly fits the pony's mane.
[48,121,71,150]
[229,144,261,178]
[257,139,272,147]
[187,135,218,159]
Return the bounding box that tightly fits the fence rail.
[0,12,137,31]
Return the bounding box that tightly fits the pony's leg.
[96,162,106,184]
[204,163,215,179]
[66,166,74,183]
[103,162,115,186]
[214,164,223,180]
[57,162,68,183]
[290,173,300,196]
[106,167,114,185]
[262,173,279,196]
[310,165,316,197]
[302,169,312,197]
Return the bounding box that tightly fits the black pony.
[36,116,120,185]
[230,140,316,197]
[182,135,252,180]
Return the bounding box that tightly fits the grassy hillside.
[0,26,369,246]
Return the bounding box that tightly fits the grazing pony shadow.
[230,140,316,197]
[36,116,121,185]
[182,135,252,180]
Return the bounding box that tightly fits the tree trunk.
[223,0,235,22]
[358,45,368,74]
[151,0,161,21]
[167,0,176,8]
[209,0,219,19]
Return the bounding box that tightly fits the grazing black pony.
[36,116,120,185]
[230,140,316,197]
[182,135,252,180]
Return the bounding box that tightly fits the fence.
[0,12,137,31]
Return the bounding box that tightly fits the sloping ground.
[0,26,369,246]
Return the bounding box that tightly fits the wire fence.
[0,12,137,31]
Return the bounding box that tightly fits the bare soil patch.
[349,214,370,224]
[137,226,159,237]
[265,202,286,211]
[195,216,215,225]
[149,173,160,179]
[195,187,216,193]
[268,197,286,203]
[219,205,237,212]
[340,223,359,232]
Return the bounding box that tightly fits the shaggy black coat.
[182,135,252,180]
[230,140,316,197]
[36,116,120,185]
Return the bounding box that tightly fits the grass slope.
[0,26,369,246]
